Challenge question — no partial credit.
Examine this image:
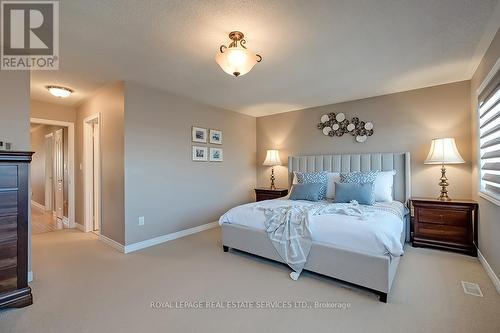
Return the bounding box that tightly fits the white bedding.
[219,199,407,257]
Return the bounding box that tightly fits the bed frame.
[222,152,411,303]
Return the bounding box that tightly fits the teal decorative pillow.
[340,171,378,184]
[334,182,376,205]
[289,183,323,202]
[295,171,328,200]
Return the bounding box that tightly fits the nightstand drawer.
[416,223,467,242]
[418,208,467,226]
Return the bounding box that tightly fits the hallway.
[31,204,63,235]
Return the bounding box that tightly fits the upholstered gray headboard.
[288,152,411,203]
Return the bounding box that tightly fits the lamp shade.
[424,138,465,165]
[263,150,281,166]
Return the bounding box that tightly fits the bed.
[220,152,411,302]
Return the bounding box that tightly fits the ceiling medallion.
[215,31,262,77]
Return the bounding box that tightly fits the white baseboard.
[478,250,500,294]
[99,234,125,253]
[75,223,85,231]
[124,221,219,254]
[28,271,33,283]
[30,200,45,210]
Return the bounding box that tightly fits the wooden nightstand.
[410,198,478,256]
[254,188,288,202]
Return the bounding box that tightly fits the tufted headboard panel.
[288,152,411,203]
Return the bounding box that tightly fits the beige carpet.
[1,228,499,333]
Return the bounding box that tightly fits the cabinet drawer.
[0,215,17,242]
[416,223,467,242]
[417,208,468,226]
[0,165,17,189]
[0,240,17,270]
[0,266,17,293]
[0,191,17,216]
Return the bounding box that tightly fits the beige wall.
[124,82,256,245]
[257,81,472,199]
[470,28,500,279]
[31,100,76,123]
[0,72,30,150]
[76,82,125,244]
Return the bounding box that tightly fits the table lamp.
[424,138,465,201]
[263,149,281,190]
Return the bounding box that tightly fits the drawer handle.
[439,214,444,220]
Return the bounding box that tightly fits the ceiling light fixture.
[46,85,73,98]
[215,31,262,77]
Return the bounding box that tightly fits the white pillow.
[374,170,396,202]
[293,172,339,199]
[326,172,341,199]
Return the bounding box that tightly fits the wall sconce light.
[215,31,262,77]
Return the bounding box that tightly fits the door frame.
[31,118,75,228]
[83,113,101,233]
[53,128,64,221]
[44,132,54,212]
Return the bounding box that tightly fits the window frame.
[476,57,500,207]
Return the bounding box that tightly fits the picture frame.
[209,129,223,145]
[192,126,207,143]
[192,146,208,161]
[209,147,223,162]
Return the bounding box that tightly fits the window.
[478,61,500,204]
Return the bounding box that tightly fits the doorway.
[30,118,75,233]
[83,114,101,234]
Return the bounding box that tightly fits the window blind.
[479,68,500,200]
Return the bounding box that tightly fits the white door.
[54,129,64,221]
[44,133,54,211]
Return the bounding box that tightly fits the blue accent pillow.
[334,182,376,205]
[295,171,328,200]
[340,171,378,184]
[289,183,323,202]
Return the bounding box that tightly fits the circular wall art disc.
[336,113,345,122]
[356,135,367,143]
[364,122,373,130]
[347,123,355,131]
[320,114,330,123]
[322,127,332,135]
[332,123,340,131]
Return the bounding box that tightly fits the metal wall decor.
[317,112,374,143]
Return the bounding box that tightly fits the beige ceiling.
[31,0,500,116]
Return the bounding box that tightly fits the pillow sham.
[293,172,340,200]
[289,183,323,202]
[295,171,328,200]
[334,182,375,205]
[340,170,378,184]
[374,170,396,202]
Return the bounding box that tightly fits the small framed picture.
[209,147,223,162]
[192,146,208,161]
[209,129,223,145]
[192,126,207,143]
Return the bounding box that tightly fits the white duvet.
[219,199,407,257]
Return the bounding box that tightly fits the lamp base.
[270,167,276,190]
[437,164,451,201]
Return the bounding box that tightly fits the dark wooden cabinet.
[254,188,288,202]
[410,198,478,256]
[0,151,33,308]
